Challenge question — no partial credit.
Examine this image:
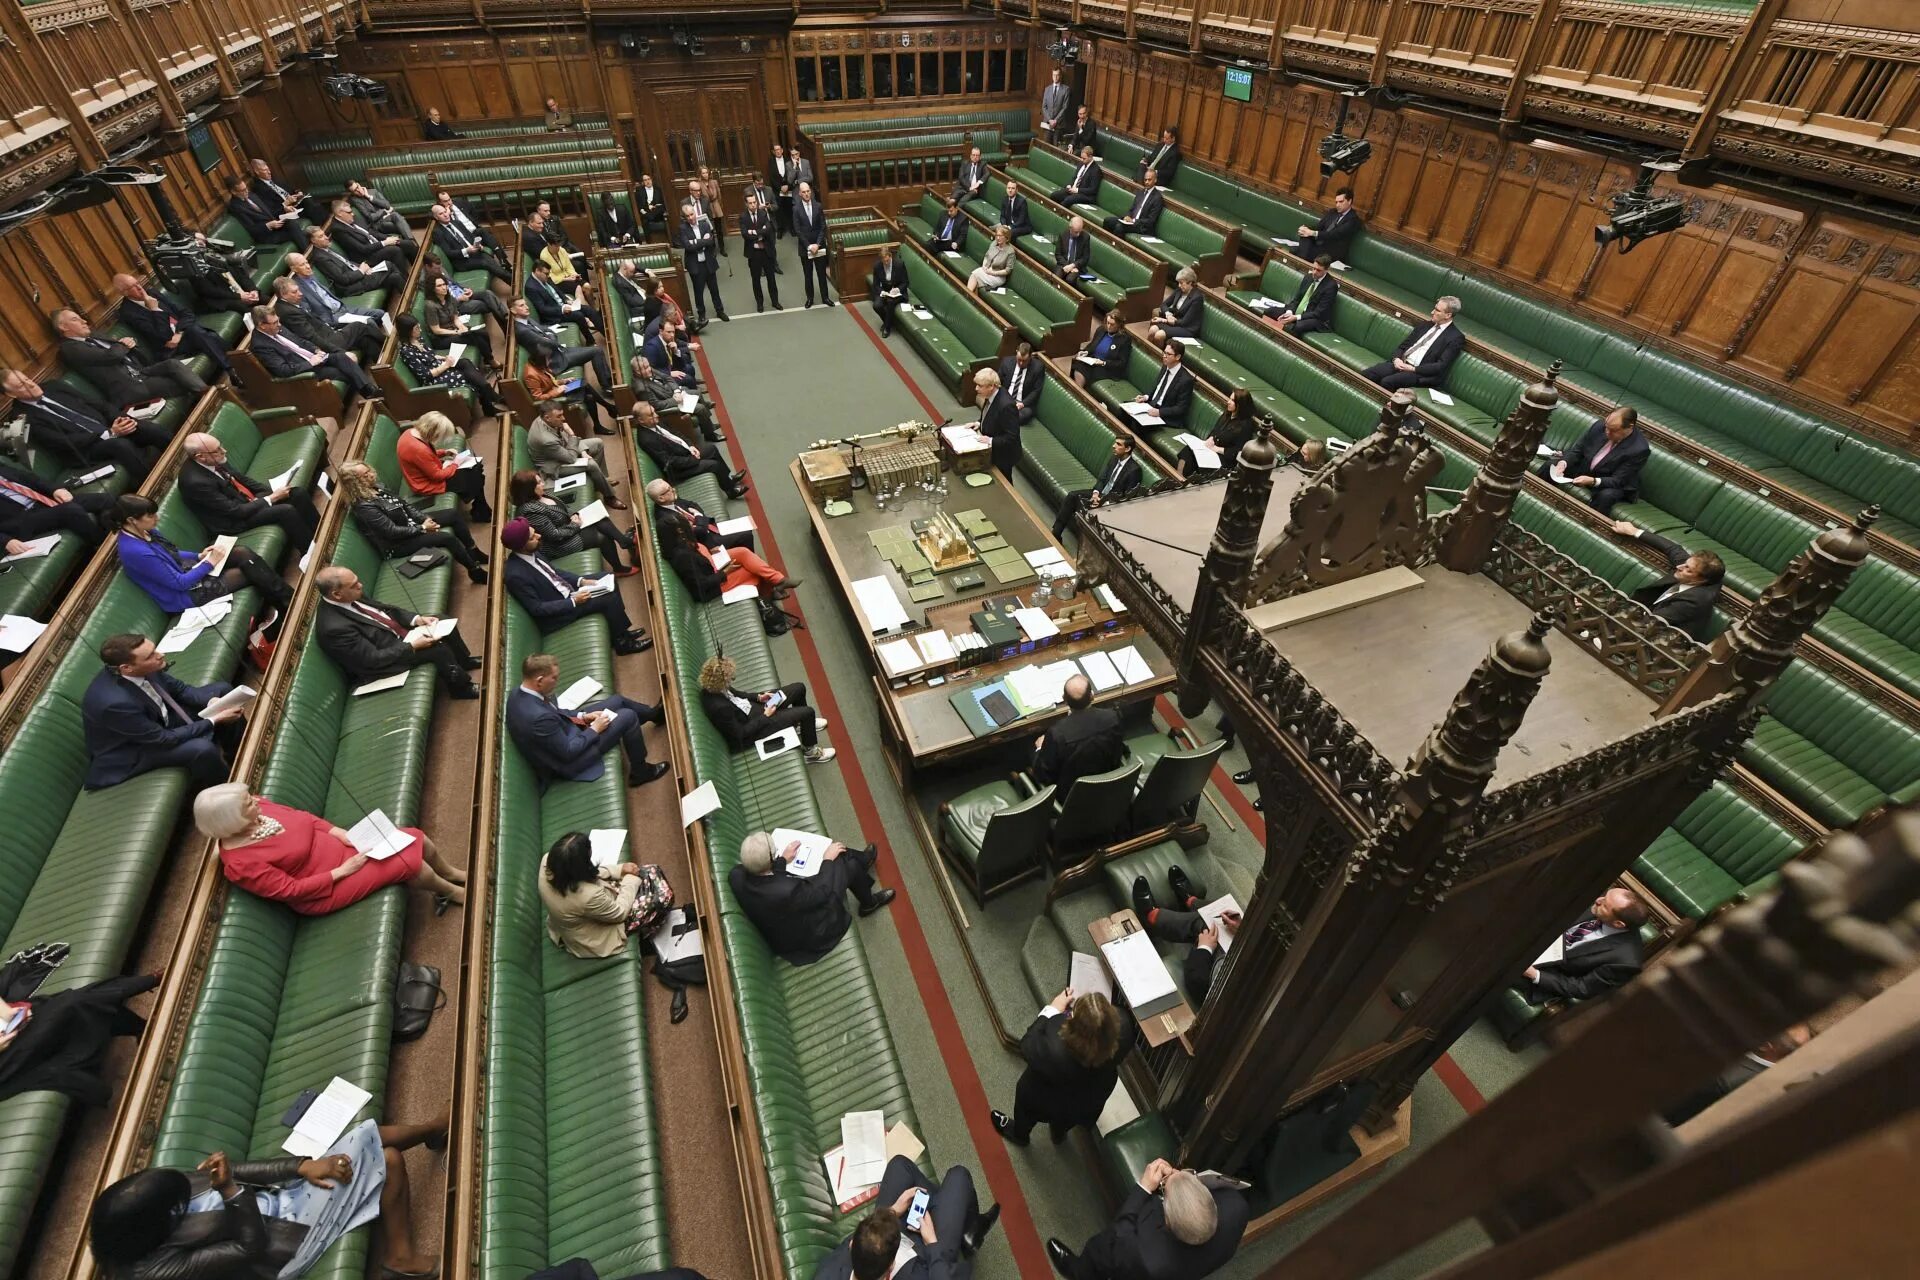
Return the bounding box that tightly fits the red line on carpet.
[843,298,953,422]
[693,342,1056,1277]
[1431,1050,1489,1115]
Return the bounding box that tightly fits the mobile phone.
[765,689,787,710]
[903,1188,930,1231]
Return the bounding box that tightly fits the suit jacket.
[1090,453,1143,501]
[978,388,1022,470]
[611,272,651,316]
[1041,82,1073,131]
[311,247,374,295]
[996,356,1046,416]
[1138,141,1181,182]
[767,156,799,195]
[1060,120,1098,153]
[250,175,300,214]
[178,461,276,535]
[1031,704,1124,793]
[118,292,202,359]
[514,318,564,365]
[1286,272,1339,328]
[1158,287,1203,332]
[251,328,330,379]
[727,858,861,965]
[633,370,693,420]
[952,160,989,204]
[348,190,405,234]
[0,462,68,538]
[653,498,726,551]
[1561,421,1651,496]
[793,200,828,250]
[1080,329,1131,380]
[641,333,696,383]
[57,336,164,408]
[125,1159,310,1280]
[315,597,423,680]
[332,219,391,263]
[676,215,719,274]
[596,205,638,246]
[1080,1183,1250,1280]
[1390,321,1465,382]
[503,553,590,628]
[350,488,435,556]
[741,208,777,262]
[1016,1009,1132,1130]
[635,183,666,224]
[432,220,491,263]
[999,194,1033,238]
[1182,943,1219,1007]
[276,305,349,356]
[424,118,457,140]
[526,276,573,324]
[1630,531,1721,641]
[527,422,595,480]
[13,386,117,467]
[1142,363,1194,426]
[869,258,909,305]
[507,686,617,787]
[1309,207,1361,263]
[699,684,773,752]
[659,527,727,600]
[1054,230,1091,275]
[81,667,230,789]
[1121,187,1164,236]
[1519,919,1645,1004]
[224,193,284,242]
[1060,160,1104,204]
[634,424,715,482]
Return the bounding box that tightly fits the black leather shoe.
[1169,865,1203,910]
[1254,798,1264,813]
[858,888,896,917]
[1131,875,1155,924]
[614,633,654,655]
[718,312,731,323]
[462,655,484,671]
[962,1203,1000,1256]
[450,682,481,701]
[1232,768,1255,785]
[628,761,671,787]
[472,549,491,565]
[1047,1239,1076,1278]
[670,987,689,1023]
[466,567,489,585]
[989,1109,1028,1147]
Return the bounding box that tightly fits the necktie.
[1563,919,1604,948]
[1591,441,1615,467]
[354,601,406,636]
[1405,324,1445,366]
[1100,462,1121,496]
[1151,369,1173,404]
[136,677,192,726]
[1009,367,1023,403]
[1133,191,1148,217]
[220,468,254,500]
[529,554,570,596]
[1077,165,1091,187]
[273,331,321,362]
[0,478,54,507]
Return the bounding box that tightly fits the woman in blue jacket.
[108,494,292,633]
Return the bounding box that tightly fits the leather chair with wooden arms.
[936,779,1057,905]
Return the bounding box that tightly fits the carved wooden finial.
[1435,365,1559,573]
[1179,420,1280,711]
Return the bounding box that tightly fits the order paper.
[281,1077,372,1158]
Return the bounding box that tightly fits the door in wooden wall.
[636,72,771,226]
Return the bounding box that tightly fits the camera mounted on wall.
[324,73,390,105]
[1046,27,1081,65]
[1595,157,1689,254]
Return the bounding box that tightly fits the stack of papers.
[852,576,911,633]
[156,598,233,654]
[914,630,957,664]
[281,1077,372,1157]
[1111,645,1153,684]
[402,618,457,646]
[772,827,835,877]
[578,575,617,597]
[677,390,701,414]
[1100,930,1178,1014]
[721,583,760,604]
[1121,403,1164,425]
[715,516,755,536]
[877,638,923,677]
[1069,951,1114,1001]
[197,686,257,720]
[680,780,721,827]
[840,1111,888,1186]
[556,675,602,710]
[1,536,58,563]
[1011,607,1059,641]
[1176,433,1221,469]
[940,424,990,454]
[1025,546,1069,572]
[354,673,409,696]
[0,614,49,654]
[446,342,469,364]
[649,906,703,964]
[453,450,482,470]
[551,473,589,493]
[1427,389,1455,406]
[1078,650,1123,692]
[587,829,629,868]
[1096,584,1127,613]
[346,809,411,860]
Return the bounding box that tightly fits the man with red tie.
[0,460,116,555]
[176,430,319,550]
[314,565,480,699]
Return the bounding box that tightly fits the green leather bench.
[806,107,1032,146]
[480,426,670,1279]
[895,242,1011,397]
[373,159,623,216]
[1007,148,1219,273]
[1174,301,1382,448]
[821,127,1008,190]
[299,133,616,194]
[971,172,1159,316]
[1082,342,1223,462]
[1631,783,1806,920]
[900,192,1084,354]
[1019,373,1168,509]
[1738,663,1920,828]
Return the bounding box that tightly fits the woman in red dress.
[194,783,467,915]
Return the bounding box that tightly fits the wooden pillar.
[1165,613,1557,1169]
[1176,426,1277,718]
[1436,362,1561,573]
[1684,0,1792,162]
[0,2,107,171]
[1500,0,1563,126]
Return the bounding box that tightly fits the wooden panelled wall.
[1078,42,1920,440]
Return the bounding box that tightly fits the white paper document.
[1330,260,1350,271]
[0,614,49,654]
[851,575,911,633]
[715,516,755,537]
[353,672,409,696]
[677,390,701,414]
[588,828,628,868]
[1097,583,1127,613]
[1012,607,1059,641]
[197,686,257,720]
[1100,930,1177,1009]
[1121,402,1164,426]
[76,465,116,486]
[877,638,923,676]
[1069,951,1114,1002]
[209,535,240,563]
[772,827,835,878]
[755,725,802,760]
[574,500,609,527]
[1176,433,1220,469]
[1024,546,1069,571]
[270,465,302,492]
[281,1076,372,1158]
[1549,470,1580,486]
[708,548,731,571]
[579,574,617,597]
[721,583,760,604]
[453,450,481,470]
[556,676,602,710]
[1073,353,1101,365]
[680,779,721,827]
[912,308,932,319]
[347,809,411,860]
[1,536,58,563]
[1078,650,1124,692]
[1427,389,1455,406]
[1140,235,1165,244]
[914,630,956,664]
[940,424,989,453]
[1199,894,1243,952]
[649,906,703,964]
[841,1110,888,1187]
[1110,644,1153,685]
[551,473,589,494]
[402,618,458,646]
[1273,237,1300,247]
[1535,937,1565,968]
[942,251,964,259]
[446,343,469,364]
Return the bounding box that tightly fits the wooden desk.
[1091,909,1196,1050]
[789,454,1175,775]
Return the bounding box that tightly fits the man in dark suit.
[272,276,382,365]
[1137,126,1182,183]
[610,260,651,316]
[1610,519,1726,641]
[1134,341,1194,427]
[974,367,1022,477]
[510,298,615,388]
[500,518,651,654]
[951,146,989,206]
[727,828,893,966]
[639,318,700,389]
[1298,188,1362,263]
[632,404,747,497]
[82,633,245,791]
[285,255,387,347]
[925,199,969,257]
[1048,147,1105,208]
[999,181,1033,238]
[675,201,727,325]
[329,201,412,276]
[1266,255,1338,335]
[507,651,669,789]
[630,354,722,443]
[1514,887,1649,1005]
[793,183,833,307]
[996,344,1046,425]
[1,368,167,476]
[868,244,909,337]
[248,306,382,399]
[634,174,668,236]
[1362,297,1464,390]
[1030,674,1125,794]
[1053,437,1143,537]
[0,460,116,554]
[183,251,263,316]
[223,176,301,248]
[345,178,411,239]
[1132,863,1234,1006]
[315,565,479,699]
[112,274,232,377]
[429,204,511,285]
[595,193,639,248]
[769,145,800,233]
[527,260,604,339]
[813,1154,997,1280]
[1053,215,1092,281]
[1059,106,1097,155]
[434,189,504,256]
[248,158,313,226]
[179,430,318,550]
[741,193,782,313]
[647,479,756,553]
[1102,172,1163,238]
[52,309,206,411]
[422,107,457,141]
[306,226,404,298]
[1050,1162,1248,1280]
[1543,406,1650,515]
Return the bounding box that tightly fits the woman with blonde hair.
[990,986,1133,1145]
[395,410,492,523]
[697,654,834,764]
[338,459,489,584]
[966,224,1016,294]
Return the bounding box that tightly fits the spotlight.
[1318,134,1371,178]
[323,73,389,105]
[1046,27,1081,64]
[1595,159,1688,254]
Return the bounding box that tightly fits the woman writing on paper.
[88,1109,449,1280]
[989,987,1133,1145]
[194,782,466,915]
[107,494,293,638]
[1174,387,1259,480]
[539,830,671,959]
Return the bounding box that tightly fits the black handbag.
[394,549,449,578]
[393,961,445,1041]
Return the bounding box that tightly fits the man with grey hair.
[176,429,319,549]
[728,829,893,965]
[314,565,480,699]
[629,353,723,442]
[329,199,412,275]
[286,252,390,343]
[1362,296,1464,391]
[51,307,205,410]
[1048,1159,1248,1279]
[974,366,1021,477]
[272,275,382,365]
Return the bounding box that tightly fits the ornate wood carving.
[1435,362,1560,573]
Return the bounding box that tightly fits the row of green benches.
[0,401,326,1276]
[298,116,613,154]
[819,126,1009,194]
[1087,128,1920,552]
[802,106,1032,147]
[296,132,616,199]
[900,190,1090,356]
[971,168,1167,318]
[1006,142,1236,281]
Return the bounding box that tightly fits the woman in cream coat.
[966,225,1017,294]
[538,831,647,958]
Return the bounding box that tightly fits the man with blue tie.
[1048,147,1105,209]
[528,259,605,339]
[82,633,246,791]
[1102,170,1164,238]
[925,198,968,256]
[1053,215,1092,282]
[1053,436,1142,537]
[506,651,670,789]
[500,518,652,654]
